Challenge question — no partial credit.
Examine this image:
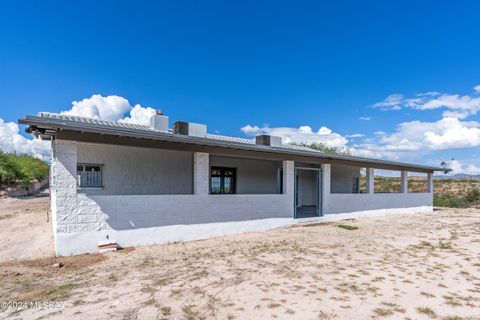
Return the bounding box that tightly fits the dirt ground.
[1,196,480,320]
[0,193,53,261]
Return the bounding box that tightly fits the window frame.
[210,166,236,195]
[77,163,104,189]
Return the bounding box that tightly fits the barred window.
[77,164,103,188]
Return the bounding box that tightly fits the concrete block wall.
[51,140,110,240]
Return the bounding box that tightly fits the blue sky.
[1,1,479,173]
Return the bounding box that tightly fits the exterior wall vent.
[173,121,207,138]
[255,135,283,147]
[149,110,169,132]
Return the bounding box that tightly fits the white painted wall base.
[55,205,432,256]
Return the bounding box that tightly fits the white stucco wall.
[330,164,361,193]
[51,139,433,256]
[210,156,282,194]
[51,139,297,255]
[324,190,433,214]
[77,142,193,195]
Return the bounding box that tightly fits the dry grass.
[1,200,480,319]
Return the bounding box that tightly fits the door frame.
[294,167,322,218]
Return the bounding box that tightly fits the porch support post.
[366,168,374,194]
[401,171,408,193]
[282,160,295,216]
[193,152,209,195]
[321,163,331,214]
[427,172,434,193]
[282,160,294,196]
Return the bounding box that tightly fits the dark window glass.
[210,167,236,194]
[211,177,222,194]
[211,168,222,176]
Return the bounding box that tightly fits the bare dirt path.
[0,193,53,262]
[1,203,480,319]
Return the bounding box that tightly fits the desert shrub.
[434,189,480,208]
[374,176,401,193]
[434,195,468,208]
[0,151,49,187]
[464,189,480,203]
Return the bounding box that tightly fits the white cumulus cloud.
[61,94,132,121]
[241,124,349,148]
[379,117,480,151]
[2,94,159,159]
[59,94,158,126]
[446,160,480,175]
[118,104,157,125]
[0,118,50,159]
[372,85,480,119]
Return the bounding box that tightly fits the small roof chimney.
[173,121,207,138]
[255,135,283,147]
[149,110,169,132]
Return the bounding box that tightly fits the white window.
[77,164,103,188]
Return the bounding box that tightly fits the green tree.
[293,142,351,156]
[0,151,49,187]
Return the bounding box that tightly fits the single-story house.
[20,111,447,256]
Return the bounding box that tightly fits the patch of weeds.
[373,308,393,317]
[0,213,14,220]
[189,269,209,281]
[267,302,281,309]
[169,289,182,297]
[443,295,462,307]
[416,306,436,318]
[372,276,385,282]
[419,241,435,249]
[182,304,203,320]
[144,297,155,306]
[72,299,85,306]
[139,255,154,267]
[381,302,405,314]
[44,283,75,301]
[420,291,435,298]
[18,278,35,290]
[160,306,171,316]
[153,275,174,287]
[337,224,358,231]
[140,285,155,294]
[438,241,453,249]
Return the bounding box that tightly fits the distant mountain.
[435,174,480,180]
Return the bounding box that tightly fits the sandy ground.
[0,193,53,261]
[1,196,480,320]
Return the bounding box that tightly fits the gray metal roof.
[19,112,448,172]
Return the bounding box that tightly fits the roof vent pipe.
[149,110,169,132]
[255,135,283,147]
